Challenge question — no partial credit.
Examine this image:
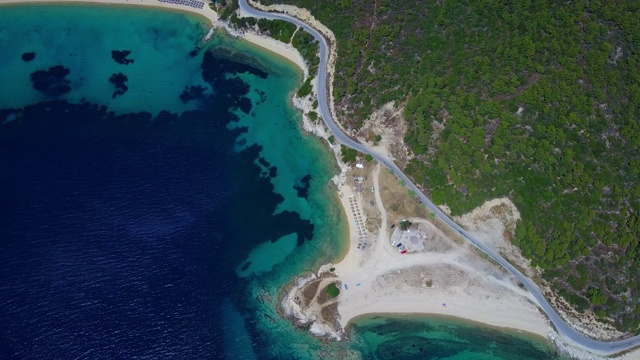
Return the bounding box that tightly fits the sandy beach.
[0,0,219,23]
[245,0,341,129]
[5,1,640,358]
[0,0,308,76]
[280,161,552,342]
[283,157,640,358]
[333,164,550,338]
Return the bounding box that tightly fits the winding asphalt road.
[238,0,640,355]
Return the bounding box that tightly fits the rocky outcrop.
[279,267,345,341]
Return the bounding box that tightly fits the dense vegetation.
[296,77,313,97]
[291,29,320,76]
[261,0,640,332]
[340,145,358,164]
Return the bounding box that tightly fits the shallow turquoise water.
[0,4,566,359]
[349,315,569,360]
[0,4,209,114]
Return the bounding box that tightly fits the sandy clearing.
[330,163,551,339]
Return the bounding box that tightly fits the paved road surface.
[237,0,640,355]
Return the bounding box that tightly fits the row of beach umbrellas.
[159,0,205,9]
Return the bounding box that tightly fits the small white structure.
[355,162,364,169]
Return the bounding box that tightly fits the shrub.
[308,111,318,122]
[296,78,313,97]
[400,219,412,231]
[341,146,358,164]
[291,29,319,77]
[326,283,340,298]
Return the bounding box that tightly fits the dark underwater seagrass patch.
[21,52,36,62]
[111,50,134,65]
[29,65,71,96]
[109,73,129,98]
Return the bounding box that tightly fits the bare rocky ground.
[454,198,626,341]
[454,199,537,278]
[356,101,412,168]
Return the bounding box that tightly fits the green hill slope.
[260,0,640,332]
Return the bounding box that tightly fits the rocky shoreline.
[277,265,347,341]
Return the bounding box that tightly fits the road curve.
[237,0,640,355]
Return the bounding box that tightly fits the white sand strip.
[0,0,219,24]
[0,0,308,75]
[332,165,552,339]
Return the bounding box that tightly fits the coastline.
[0,0,308,76]
[330,172,551,340]
[237,3,640,359]
[7,1,639,358]
[0,0,219,23]
[347,312,555,347]
[104,0,566,346]
[245,0,342,135]
[278,159,555,347]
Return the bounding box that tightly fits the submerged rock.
[111,50,134,65]
[189,46,201,58]
[293,174,312,199]
[21,52,36,62]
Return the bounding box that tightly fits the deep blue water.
[0,28,315,358]
[0,5,570,360]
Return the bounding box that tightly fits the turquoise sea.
[0,4,567,359]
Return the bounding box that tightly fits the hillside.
[258,0,640,332]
